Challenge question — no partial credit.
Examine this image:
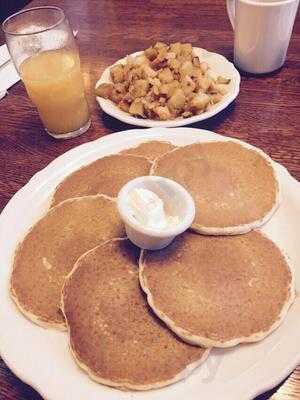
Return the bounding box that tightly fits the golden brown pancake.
[140,231,295,348]
[121,140,176,161]
[62,238,209,390]
[151,140,280,234]
[51,154,151,207]
[11,195,125,329]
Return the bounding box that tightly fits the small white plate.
[95,48,241,127]
[0,128,299,400]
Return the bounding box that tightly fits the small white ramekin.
[117,176,195,250]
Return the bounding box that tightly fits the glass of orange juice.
[3,6,91,139]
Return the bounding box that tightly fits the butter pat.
[117,176,195,250]
[127,188,179,231]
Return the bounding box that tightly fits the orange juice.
[20,49,90,135]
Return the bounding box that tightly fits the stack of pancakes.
[10,139,295,391]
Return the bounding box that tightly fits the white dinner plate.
[96,48,240,127]
[0,128,299,400]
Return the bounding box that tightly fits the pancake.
[121,140,176,161]
[139,231,295,348]
[62,238,209,390]
[151,140,280,235]
[51,154,151,207]
[11,195,125,329]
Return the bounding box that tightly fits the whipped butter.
[127,188,179,231]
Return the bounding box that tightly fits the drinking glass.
[2,6,91,139]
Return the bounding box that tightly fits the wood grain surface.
[0,1,299,399]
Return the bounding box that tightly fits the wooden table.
[0,1,299,399]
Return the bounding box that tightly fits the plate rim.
[95,47,241,127]
[0,127,299,400]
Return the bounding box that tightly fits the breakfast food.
[152,140,280,234]
[51,154,151,206]
[96,42,231,120]
[62,238,209,390]
[139,231,295,348]
[11,196,125,329]
[121,140,176,161]
[9,134,295,392]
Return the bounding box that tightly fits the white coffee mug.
[226,0,299,74]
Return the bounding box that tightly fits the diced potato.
[97,41,228,121]
[95,83,114,99]
[131,66,145,81]
[192,56,201,67]
[190,93,210,111]
[142,99,156,110]
[110,64,124,83]
[208,81,219,94]
[168,88,186,110]
[143,99,157,119]
[126,70,134,83]
[151,58,166,69]
[129,99,144,116]
[148,77,161,87]
[181,43,193,56]
[154,41,168,50]
[123,92,132,103]
[119,101,130,112]
[215,83,229,95]
[153,85,160,96]
[191,67,203,80]
[210,93,223,104]
[181,75,196,95]
[168,58,181,71]
[200,62,209,73]
[114,82,125,92]
[160,81,180,97]
[145,46,157,61]
[129,79,150,98]
[124,65,143,82]
[158,68,173,83]
[110,88,124,103]
[114,82,127,96]
[159,83,169,96]
[197,76,212,92]
[152,47,168,67]
[180,60,193,77]
[133,54,149,66]
[176,53,189,64]
[123,59,132,77]
[185,91,196,101]
[170,42,182,55]
[165,52,176,60]
[154,106,172,120]
[142,64,157,78]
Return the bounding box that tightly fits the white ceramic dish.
[117,176,195,250]
[95,48,241,127]
[0,128,299,400]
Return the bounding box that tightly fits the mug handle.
[226,0,235,29]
